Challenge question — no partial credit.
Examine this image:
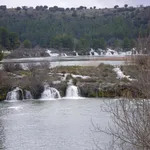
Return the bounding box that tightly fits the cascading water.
[89,48,99,56]
[66,85,79,98]
[25,90,33,99]
[6,87,24,101]
[73,51,79,56]
[41,84,61,100]
[65,79,79,98]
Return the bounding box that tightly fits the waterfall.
[46,49,59,57]
[66,85,79,98]
[25,90,33,99]
[75,52,79,56]
[6,87,24,101]
[65,79,79,98]
[89,48,99,56]
[73,51,79,56]
[41,84,61,100]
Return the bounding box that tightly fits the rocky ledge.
[0,63,143,100]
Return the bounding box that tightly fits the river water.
[0,98,112,150]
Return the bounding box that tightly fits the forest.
[0,5,150,52]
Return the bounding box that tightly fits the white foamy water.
[113,67,134,81]
[40,84,61,100]
[65,79,80,99]
[5,88,32,101]
[89,48,99,56]
[6,87,24,101]
[46,49,59,57]
[8,106,23,110]
[66,85,79,98]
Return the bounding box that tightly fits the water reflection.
[0,99,111,150]
[0,118,5,149]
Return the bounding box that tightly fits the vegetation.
[94,55,150,149]
[23,39,32,48]
[0,45,3,60]
[0,61,145,100]
[0,27,20,50]
[0,5,150,51]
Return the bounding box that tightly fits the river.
[0,98,112,150]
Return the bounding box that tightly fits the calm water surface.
[0,98,112,150]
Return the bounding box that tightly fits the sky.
[0,0,150,9]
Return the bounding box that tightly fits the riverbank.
[0,63,142,101]
[1,55,131,63]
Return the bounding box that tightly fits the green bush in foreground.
[0,51,3,61]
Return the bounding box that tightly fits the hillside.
[0,5,150,52]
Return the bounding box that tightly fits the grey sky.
[0,0,150,8]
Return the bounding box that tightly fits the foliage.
[52,34,74,50]
[23,39,32,48]
[95,55,150,149]
[0,6,150,51]
[92,38,106,50]
[0,27,20,50]
[9,32,20,49]
[0,27,10,49]
[0,45,3,60]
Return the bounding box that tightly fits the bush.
[3,63,23,72]
[96,55,150,149]
[0,51,3,61]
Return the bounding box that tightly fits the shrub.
[0,51,3,61]
[3,63,23,72]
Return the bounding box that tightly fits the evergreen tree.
[122,37,131,51]
[92,38,106,50]
[112,39,121,49]
[23,39,32,48]
[52,35,74,50]
[9,32,20,50]
[76,38,89,51]
[0,45,3,61]
[124,4,128,8]
[0,27,10,49]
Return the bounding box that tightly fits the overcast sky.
[0,0,150,8]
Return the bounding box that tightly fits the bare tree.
[94,55,150,150]
[135,36,150,54]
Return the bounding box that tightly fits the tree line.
[0,5,150,52]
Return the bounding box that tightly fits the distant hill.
[0,5,150,51]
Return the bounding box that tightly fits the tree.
[122,37,131,51]
[22,6,28,10]
[52,35,74,50]
[72,10,77,17]
[0,45,3,61]
[9,32,20,50]
[16,7,21,11]
[35,6,40,11]
[112,39,121,49]
[0,5,6,11]
[114,5,119,9]
[61,35,74,50]
[124,4,128,8]
[76,38,89,51]
[71,8,75,11]
[92,38,106,50]
[23,39,32,48]
[95,55,150,150]
[44,5,48,10]
[0,27,10,49]
[78,6,84,10]
[66,8,70,11]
